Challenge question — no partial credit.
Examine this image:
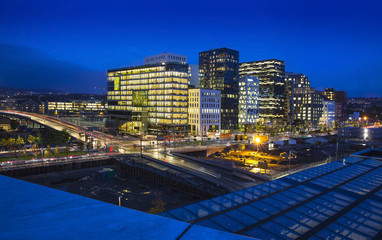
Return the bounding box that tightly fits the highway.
[0,110,259,191]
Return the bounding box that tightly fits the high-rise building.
[199,48,239,132]
[189,64,199,87]
[321,88,347,123]
[107,60,189,136]
[239,59,285,125]
[188,89,221,136]
[238,76,259,132]
[320,100,335,126]
[291,73,323,126]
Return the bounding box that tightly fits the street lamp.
[255,137,260,152]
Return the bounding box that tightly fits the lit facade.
[292,74,323,126]
[188,89,221,137]
[320,100,335,126]
[199,48,239,132]
[46,101,107,115]
[321,88,347,122]
[238,76,259,131]
[107,63,189,135]
[239,59,285,125]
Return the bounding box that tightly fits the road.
[0,110,258,191]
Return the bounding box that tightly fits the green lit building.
[107,62,189,136]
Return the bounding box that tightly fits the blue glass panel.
[285,210,320,228]
[158,211,176,220]
[294,206,329,222]
[235,189,258,200]
[250,200,282,215]
[282,189,307,202]
[196,219,226,231]
[266,197,290,210]
[224,192,247,204]
[326,191,355,203]
[343,212,382,230]
[198,199,226,213]
[336,217,378,237]
[273,215,311,235]
[184,203,213,219]
[211,195,239,209]
[327,222,370,239]
[246,187,268,197]
[312,198,344,212]
[275,192,298,206]
[305,201,337,217]
[238,205,270,221]
[272,179,293,188]
[168,207,198,222]
[209,213,245,232]
[245,227,283,240]
[225,209,258,226]
[260,221,300,239]
[315,229,348,240]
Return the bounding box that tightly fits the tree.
[95,141,102,151]
[86,142,93,152]
[27,135,36,145]
[54,146,61,156]
[77,141,85,151]
[45,145,52,157]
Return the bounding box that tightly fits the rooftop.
[161,149,382,239]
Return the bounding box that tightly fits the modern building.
[107,61,189,136]
[284,73,295,125]
[199,48,239,132]
[289,73,323,126]
[45,100,107,115]
[238,76,259,132]
[321,88,347,123]
[189,64,199,87]
[143,52,187,65]
[239,59,285,125]
[188,89,221,137]
[339,127,382,140]
[320,100,335,126]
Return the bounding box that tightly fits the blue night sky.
[1,0,381,97]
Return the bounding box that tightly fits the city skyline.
[1,0,381,97]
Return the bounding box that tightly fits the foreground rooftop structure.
[161,149,382,239]
[1,149,381,239]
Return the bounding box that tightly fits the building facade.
[238,76,259,132]
[188,89,221,137]
[199,48,239,132]
[107,62,189,136]
[239,59,285,125]
[320,100,335,126]
[45,100,107,115]
[321,88,347,123]
[291,73,323,126]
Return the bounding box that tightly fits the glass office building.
[238,76,259,132]
[199,48,239,132]
[107,63,189,136]
[239,60,285,125]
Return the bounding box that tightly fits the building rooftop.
[0,175,252,240]
[161,149,382,239]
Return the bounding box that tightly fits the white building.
[320,100,335,126]
[188,89,221,137]
[144,52,187,65]
[239,76,260,131]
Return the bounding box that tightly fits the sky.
[0,0,381,97]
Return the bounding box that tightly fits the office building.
[321,88,347,123]
[199,48,239,132]
[107,61,189,136]
[292,74,323,126]
[238,76,259,132]
[188,89,221,136]
[239,59,285,125]
[320,100,335,126]
[46,100,107,115]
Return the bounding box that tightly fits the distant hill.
[0,86,67,95]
